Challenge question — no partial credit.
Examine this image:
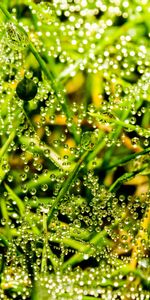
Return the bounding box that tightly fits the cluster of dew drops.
[0,0,150,299]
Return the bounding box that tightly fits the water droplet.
[16,77,38,101]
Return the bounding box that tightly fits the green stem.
[110,264,150,288]
[105,147,150,170]
[41,213,59,273]
[19,136,74,171]
[47,150,88,226]
[41,213,47,273]
[0,234,9,247]
[0,3,11,19]
[87,110,130,170]
[14,170,60,195]
[62,210,131,270]
[50,231,92,246]
[91,109,149,170]
[89,112,150,138]
[0,130,16,159]
[4,183,41,235]
[87,131,105,162]
[50,237,91,252]
[28,43,54,83]
[62,231,108,270]
[109,164,148,193]
[4,183,25,216]
[22,106,35,131]
[0,198,10,238]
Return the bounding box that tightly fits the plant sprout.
[0,1,150,300]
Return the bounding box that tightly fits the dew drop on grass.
[80,131,97,151]
[41,184,48,192]
[16,77,38,101]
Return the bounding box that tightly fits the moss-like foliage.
[0,1,150,299]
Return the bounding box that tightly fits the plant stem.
[89,110,149,171]
[4,183,41,235]
[0,130,16,160]
[4,182,25,216]
[0,234,9,247]
[0,3,11,20]
[87,131,105,162]
[89,112,150,138]
[41,213,47,273]
[104,147,150,170]
[14,169,60,195]
[62,231,108,270]
[19,135,74,171]
[129,205,150,270]
[109,164,148,193]
[50,237,90,252]
[0,198,10,238]
[28,43,54,83]
[47,150,89,226]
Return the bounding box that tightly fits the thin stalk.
[4,182,25,216]
[0,130,16,159]
[90,109,149,170]
[48,220,91,241]
[0,3,11,19]
[109,164,148,193]
[23,210,41,235]
[14,169,60,195]
[86,110,130,169]
[41,213,47,273]
[0,198,9,224]
[50,237,90,252]
[19,136,74,171]
[41,213,59,272]
[62,231,108,270]
[0,198,10,238]
[47,150,89,226]
[87,131,105,162]
[62,210,131,270]
[110,264,150,283]
[129,205,150,270]
[0,234,9,247]
[89,112,150,139]
[30,44,78,140]
[4,183,41,235]
[22,106,35,132]
[69,227,91,241]
[28,43,54,83]
[104,147,150,170]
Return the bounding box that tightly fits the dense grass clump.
[0,1,150,299]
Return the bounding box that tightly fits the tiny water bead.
[16,77,38,101]
[5,22,28,50]
[80,131,97,151]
